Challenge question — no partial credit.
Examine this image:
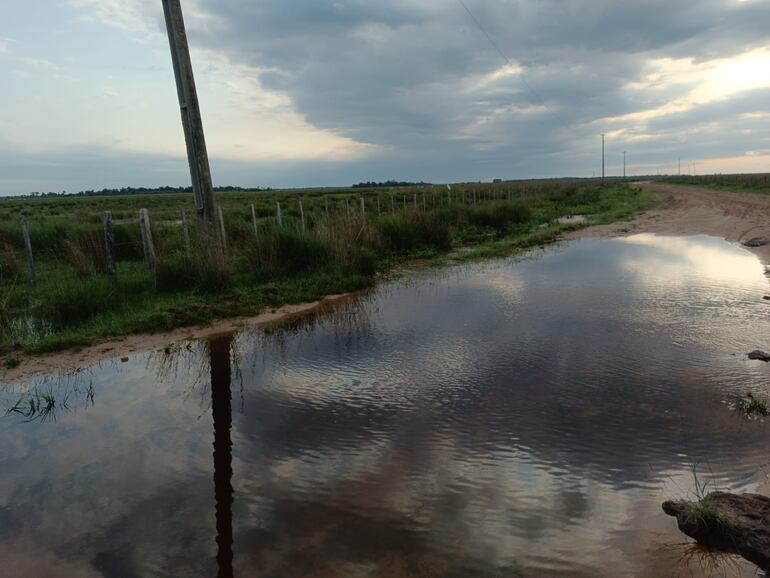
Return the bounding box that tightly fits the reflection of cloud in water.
[2,235,770,577]
[610,235,769,350]
[619,233,765,285]
[468,267,525,302]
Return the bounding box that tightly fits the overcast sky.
[1,0,769,194]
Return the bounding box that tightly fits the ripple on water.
[1,234,769,577]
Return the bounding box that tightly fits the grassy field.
[0,181,652,359]
[663,173,770,195]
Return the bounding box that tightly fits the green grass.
[0,182,653,358]
[666,466,738,545]
[740,392,769,417]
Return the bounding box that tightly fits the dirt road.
[572,181,770,265]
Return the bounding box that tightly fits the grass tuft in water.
[739,392,769,417]
[5,386,70,423]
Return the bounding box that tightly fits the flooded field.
[2,234,769,577]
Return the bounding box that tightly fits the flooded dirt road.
[571,182,770,265]
[1,234,769,577]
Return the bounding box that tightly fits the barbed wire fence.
[1,181,574,289]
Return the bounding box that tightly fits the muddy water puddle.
[1,234,769,577]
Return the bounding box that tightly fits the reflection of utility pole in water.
[210,336,234,578]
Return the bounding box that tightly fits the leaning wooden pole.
[162,0,221,252]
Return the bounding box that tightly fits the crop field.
[0,181,651,357]
[664,172,770,194]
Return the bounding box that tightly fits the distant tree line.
[18,185,272,198]
[352,180,432,189]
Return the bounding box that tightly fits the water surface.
[2,234,769,577]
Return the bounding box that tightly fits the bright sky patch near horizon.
[0,0,769,194]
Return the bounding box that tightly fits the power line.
[456,0,572,132]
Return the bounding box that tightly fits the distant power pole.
[162,0,220,242]
[623,150,626,179]
[678,158,681,176]
[601,133,606,184]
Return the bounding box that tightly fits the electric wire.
[456,0,573,133]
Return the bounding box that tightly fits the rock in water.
[748,351,770,362]
[743,237,770,248]
[663,492,770,572]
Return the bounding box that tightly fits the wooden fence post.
[20,215,36,288]
[217,205,228,253]
[413,193,417,210]
[138,209,157,272]
[360,197,365,219]
[250,204,258,236]
[299,199,306,231]
[181,210,191,256]
[103,211,117,280]
[276,201,283,227]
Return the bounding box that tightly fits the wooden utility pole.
[623,151,627,179]
[162,0,220,245]
[601,133,606,184]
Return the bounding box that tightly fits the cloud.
[167,0,770,176]
[0,37,13,53]
[4,0,770,192]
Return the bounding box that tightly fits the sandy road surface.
[570,181,770,265]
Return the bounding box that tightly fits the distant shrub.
[377,215,420,252]
[345,247,378,277]
[155,250,231,294]
[155,253,198,292]
[0,244,20,281]
[38,276,117,327]
[466,201,532,229]
[65,240,96,278]
[557,186,601,207]
[242,227,333,281]
[415,212,452,251]
[376,213,451,253]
